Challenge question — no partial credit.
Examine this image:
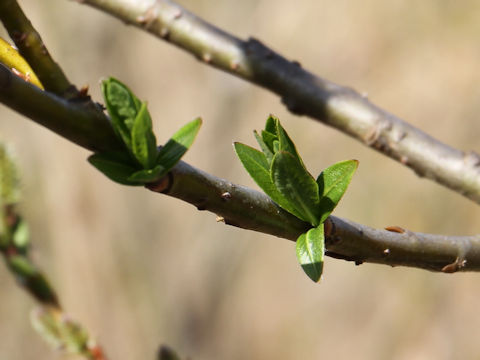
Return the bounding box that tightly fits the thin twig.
[0,0,75,96]
[0,147,109,360]
[1,64,478,273]
[75,0,480,204]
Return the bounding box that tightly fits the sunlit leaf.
[156,118,202,171]
[271,151,320,226]
[254,130,273,163]
[264,115,277,134]
[296,226,324,282]
[131,102,157,168]
[233,143,303,219]
[317,159,358,223]
[275,118,302,162]
[102,77,142,149]
[261,130,277,154]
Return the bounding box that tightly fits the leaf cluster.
[234,116,357,281]
[89,78,201,185]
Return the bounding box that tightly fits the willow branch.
[1,64,479,273]
[0,64,121,152]
[149,162,480,273]
[75,0,480,204]
[0,0,75,96]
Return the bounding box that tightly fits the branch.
[152,161,480,273]
[1,64,479,273]
[74,0,480,204]
[0,63,122,152]
[0,0,75,96]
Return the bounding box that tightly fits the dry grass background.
[1,0,480,359]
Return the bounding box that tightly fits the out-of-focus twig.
[75,0,480,204]
[0,0,74,96]
[0,36,43,89]
[158,345,182,360]
[0,143,108,360]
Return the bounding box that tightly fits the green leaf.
[271,151,320,226]
[272,139,280,153]
[128,165,165,183]
[156,118,202,172]
[261,130,277,154]
[254,130,274,163]
[261,115,303,163]
[261,115,278,154]
[317,159,358,223]
[296,226,324,282]
[233,143,303,219]
[275,118,302,162]
[131,102,158,168]
[88,152,140,186]
[102,77,142,149]
[264,115,277,134]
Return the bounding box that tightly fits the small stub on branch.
[442,257,467,273]
[385,226,405,234]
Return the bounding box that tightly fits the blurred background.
[1,0,480,359]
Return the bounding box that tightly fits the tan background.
[1,0,480,359]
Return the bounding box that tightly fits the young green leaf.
[254,130,274,163]
[233,143,304,219]
[271,151,320,226]
[264,115,277,134]
[317,159,358,223]
[261,117,278,154]
[88,152,140,186]
[131,102,157,169]
[128,165,165,183]
[156,118,202,171]
[296,225,324,282]
[260,130,277,153]
[272,139,280,153]
[102,77,142,149]
[275,119,302,162]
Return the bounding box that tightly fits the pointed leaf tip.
[317,159,358,223]
[156,117,202,172]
